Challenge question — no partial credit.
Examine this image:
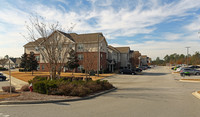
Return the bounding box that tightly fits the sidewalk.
[3,73,28,90]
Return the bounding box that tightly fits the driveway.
[0,72,9,91]
[1,66,200,117]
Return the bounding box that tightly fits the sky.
[0,0,200,60]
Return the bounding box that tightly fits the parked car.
[0,73,7,81]
[139,66,148,70]
[180,68,200,76]
[119,69,136,75]
[131,68,142,73]
[189,66,200,69]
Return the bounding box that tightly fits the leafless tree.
[22,15,73,79]
[83,49,97,78]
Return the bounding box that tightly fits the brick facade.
[77,52,107,71]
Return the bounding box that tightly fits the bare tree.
[23,15,72,79]
[83,49,97,78]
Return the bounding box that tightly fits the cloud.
[1,0,200,58]
[184,15,200,32]
[111,40,200,60]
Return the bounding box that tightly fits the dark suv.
[0,73,7,81]
[180,68,200,76]
[119,69,136,75]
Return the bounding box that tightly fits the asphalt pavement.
[0,72,10,91]
[1,66,200,117]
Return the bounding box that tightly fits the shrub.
[57,83,75,95]
[30,76,114,97]
[19,69,31,72]
[2,86,16,92]
[70,85,91,97]
[21,84,30,92]
[33,80,47,94]
[0,67,8,71]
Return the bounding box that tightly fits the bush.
[70,85,91,97]
[21,84,30,92]
[89,70,95,76]
[2,86,16,92]
[19,69,31,72]
[0,67,8,71]
[30,76,114,97]
[81,69,85,73]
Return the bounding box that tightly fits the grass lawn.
[3,70,114,82]
[0,92,20,100]
[181,79,200,81]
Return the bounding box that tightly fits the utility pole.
[9,59,11,94]
[186,47,190,66]
[97,34,101,77]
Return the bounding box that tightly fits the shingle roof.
[108,45,120,53]
[115,47,130,53]
[24,30,107,47]
[0,59,7,65]
[69,33,105,43]
[24,38,45,47]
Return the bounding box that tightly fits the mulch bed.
[0,91,78,101]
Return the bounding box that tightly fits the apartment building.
[115,47,131,69]
[107,45,121,72]
[24,30,107,72]
[24,30,151,73]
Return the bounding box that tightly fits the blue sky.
[0,0,200,60]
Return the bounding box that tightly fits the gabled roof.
[0,59,7,65]
[24,30,108,47]
[115,47,130,53]
[69,33,106,44]
[108,45,120,53]
[24,38,45,47]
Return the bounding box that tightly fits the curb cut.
[192,91,200,99]
[179,80,200,83]
[0,88,117,105]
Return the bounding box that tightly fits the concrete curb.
[179,80,200,83]
[0,87,117,105]
[192,91,200,99]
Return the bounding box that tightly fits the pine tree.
[28,52,39,75]
[20,53,29,70]
[65,49,79,76]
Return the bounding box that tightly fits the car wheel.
[132,73,135,75]
[196,73,200,75]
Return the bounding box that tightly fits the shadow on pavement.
[142,72,168,76]
[53,102,70,106]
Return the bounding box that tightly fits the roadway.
[1,66,200,117]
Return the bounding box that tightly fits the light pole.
[97,34,101,77]
[186,47,190,66]
[8,58,11,94]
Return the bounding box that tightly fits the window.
[101,53,103,58]
[78,65,84,71]
[77,44,84,51]
[78,54,84,60]
[36,56,40,61]
[35,47,39,51]
[69,44,73,49]
[37,65,40,70]
[42,65,45,70]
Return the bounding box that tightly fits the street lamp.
[185,47,190,66]
[97,34,101,77]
